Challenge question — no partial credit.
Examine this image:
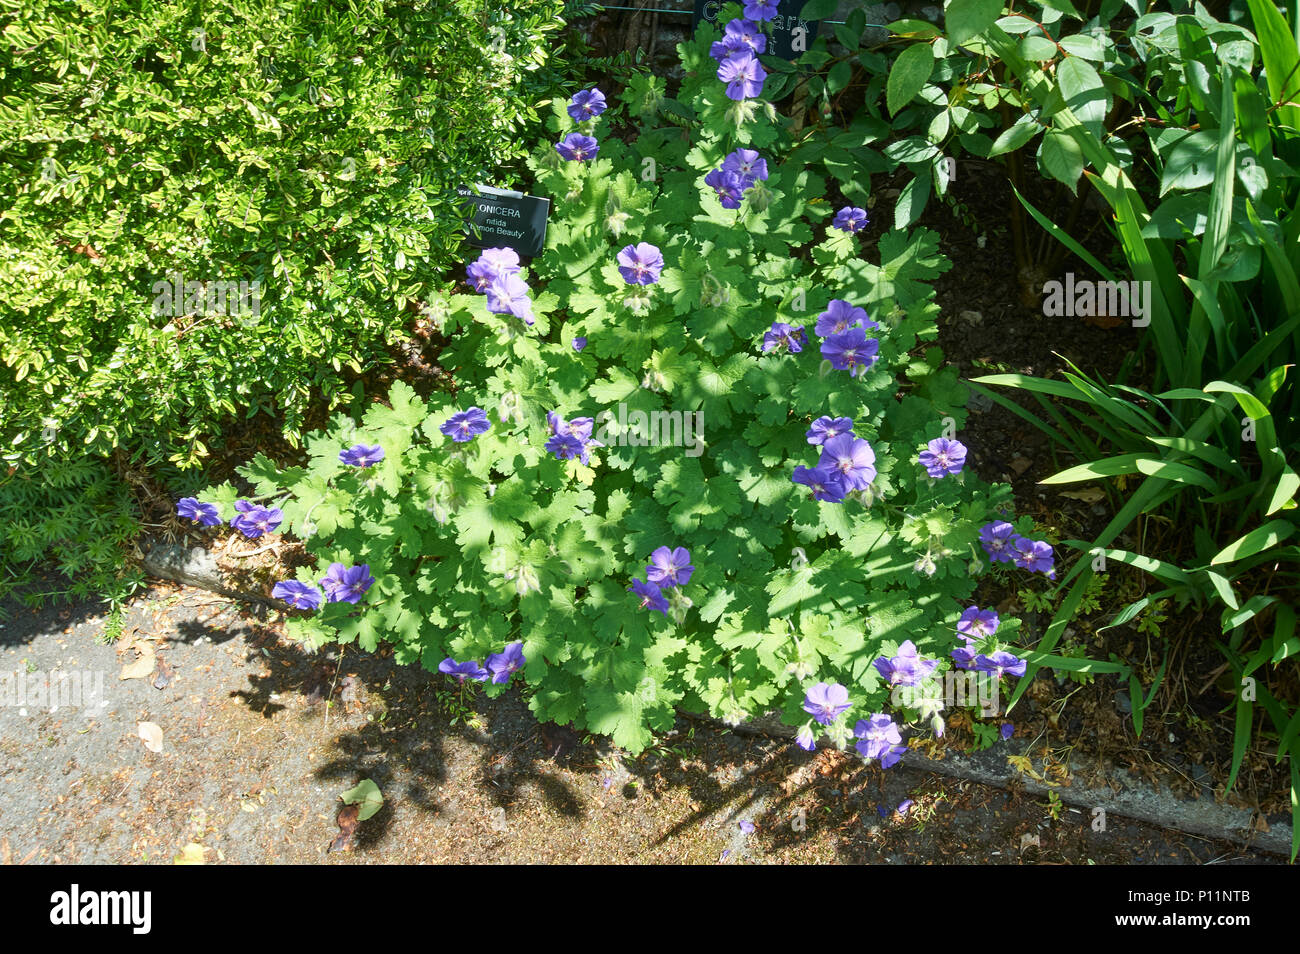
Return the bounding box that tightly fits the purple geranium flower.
[796,725,817,751]
[872,640,939,688]
[792,464,849,503]
[762,321,807,353]
[177,497,221,526]
[319,562,375,605]
[704,168,753,209]
[271,582,322,613]
[546,432,589,463]
[616,242,664,285]
[919,437,968,478]
[339,444,384,468]
[1011,535,1056,578]
[486,641,526,684]
[629,577,670,616]
[854,713,903,760]
[231,500,283,539]
[979,520,1017,564]
[485,272,535,324]
[957,606,1000,640]
[272,580,323,611]
[710,35,756,62]
[567,88,607,122]
[572,336,587,352]
[555,132,599,161]
[717,51,766,100]
[738,819,756,834]
[466,247,520,293]
[802,682,851,725]
[439,658,489,683]
[879,743,908,769]
[806,416,854,446]
[743,0,778,20]
[722,147,768,181]
[817,433,877,491]
[646,546,693,588]
[820,327,880,377]
[441,407,491,443]
[951,640,979,670]
[814,299,876,337]
[975,651,1028,680]
[1001,722,1015,741]
[832,206,869,233]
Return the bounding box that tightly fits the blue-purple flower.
[439,658,489,683]
[814,299,876,337]
[832,206,869,233]
[796,724,817,751]
[979,520,1017,564]
[743,0,778,20]
[272,580,323,611]
[717,51,766,100]
[1012,535,1056,578]
[704,168,753,209]
[466,247,520,292]
[616,242,664,285]
[486,641,526,684]
[792,464,849,503]
[1000,722,1015,741]
[319,562,375,604]
[957,606,1000,640]
[738,819,756,834]
[951,639,979,670]
[339,444,384,468]
[441,407,491,443]
[975,651,1028,680]
[854,713,902,760]
[572,336,587,352]
[485,272,535,325]
[806,416,854,446]
[919,437,968,478]
[567,88,607,122]
[762,321,807,353]
[646,546,693,588]
[820,327,879,377]
[879,743,907,769]
[177,497,221,526]
[802,682,851,725]
[872,640,939,688]
[722,147,768,182]
[555,132,599,161]
[231,500,283,539]
[629,577,670,616]
[817,433,877,491]
[546,412,602,464]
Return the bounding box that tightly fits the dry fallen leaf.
[1008,456,1033,475]
[329,804,360,853]
[138,722,164,753]
[152,655,175,690]
[120,640,156,680]
[173,843,206,865]
[1059,486,1105,503]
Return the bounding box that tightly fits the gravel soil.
[0,582,1276,864]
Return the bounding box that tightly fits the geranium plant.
[189,6,1060,754]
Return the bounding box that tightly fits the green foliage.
[0,0,571,472]
[0,459,143,616]
[195,21,1030,756]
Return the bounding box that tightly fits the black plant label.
[458,186,551,259]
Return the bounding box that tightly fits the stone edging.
[141,537,1293,859]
